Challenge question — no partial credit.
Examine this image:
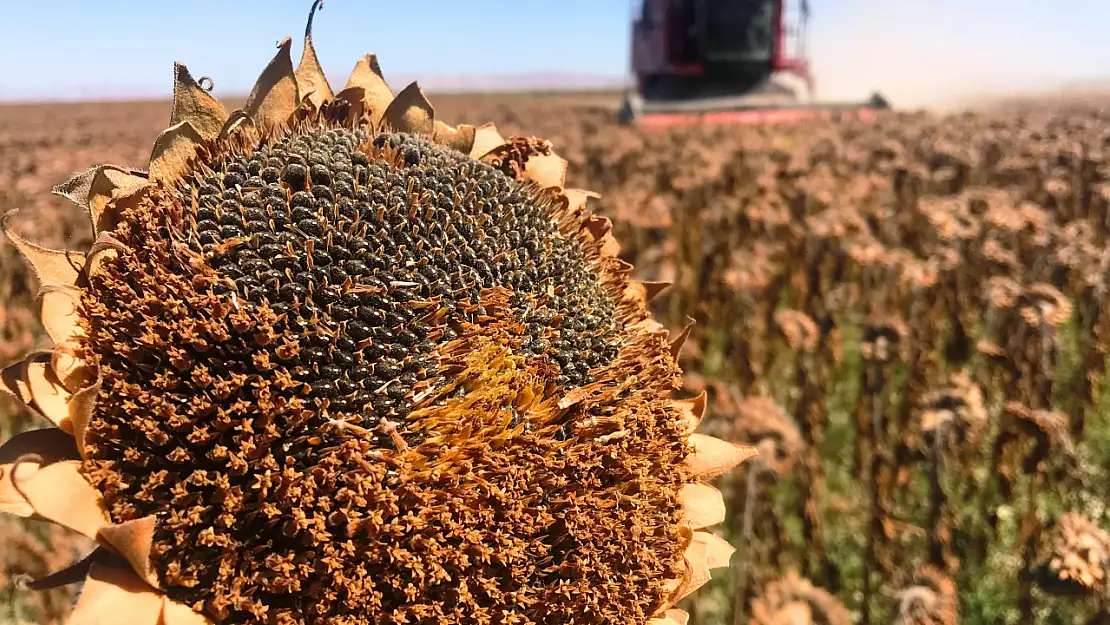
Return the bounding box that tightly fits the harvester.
[620,0,890,129]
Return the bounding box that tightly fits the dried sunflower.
[891,567,958,625]
[1036,512,1110,600]
[918,371,988,456]
[749,571,849,625]
[0,5,754,625]
[773,310,819,353]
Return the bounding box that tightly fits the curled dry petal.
[673,392,707,434]
[678,482,726,529]
[97,516,159,588]
[170,63,228,140]
[343,53,394,123]
[523,153,569,189]
[148,120,206,183]
[39,285,84,347]
[1,211,86,288]
[14,460,110,539]
[51,165,152,235]
[382,82,435,135]
[24,355,74,431]
[66,562,164,625]
[0,428,79,516]
[431,121,477,154]
[243,36,300,131]
[649,608,689,625]
[685,433,758,479]
[293,0,334,110]
[469,123,505,159]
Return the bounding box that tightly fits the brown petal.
[649,609,690,625]
[668,318,695,361]
[382,82,435,135]
[244,37,299,131]
[679,534,712,598]
[624,280,672,306]
[86,233,130,281]
[14,460,109,539]
[696,530,735,569]
[170,63,228,140]
[523,153,568,189]
[686,434,757,479]
[0,428,78,517]
[344,53,394,123]
[25,356,73,431]
[642,281,671,301]
[148,120,205,183]
[52,165,151,235]
[218,109,254,140]
[294,0,334,110]
[0,357,32,404]
[51,345,89,394]
[161,596,214,625]
[1,210,85,287]
[67,561,163,625]
[632,316,667,336]
[469,123,505,159]
[673,392,707,434]
[678,482,726,529]
[563,188,600,212]
[98,516,159,588]
[675,531,735,601]
[39,285,84,346]
[68,375,103,457]
[584,214,612,240]
[432,121,477,154]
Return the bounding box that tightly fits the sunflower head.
[890,567,958,625]
[0,4,755,625]
[749,571,850,625]
[1036,512,1110,601]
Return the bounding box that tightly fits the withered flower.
[859,316,908,364]
[984,277,1023,310]
[0,5,754,625]
[998,402,1076,474]
[982,202,1027,234]
[978,237,1020,275]
[773,310,819,353]
[1036,512,1110,600]
[843,235,888,267]
[749,571,850,625]
[708,396,801,476]
[918,371,988,454]
[723,242,780,293]
[1017,283,1073,327]
[891,567,958,625]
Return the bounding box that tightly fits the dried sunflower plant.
[0,5,755,625]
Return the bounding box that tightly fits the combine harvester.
[620,0,890,129]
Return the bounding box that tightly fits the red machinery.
[620,0,889,128]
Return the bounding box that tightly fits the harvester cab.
[620,0,890,129]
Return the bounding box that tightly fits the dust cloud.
[805,2,1069,112]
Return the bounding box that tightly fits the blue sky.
[0,1,1107,106]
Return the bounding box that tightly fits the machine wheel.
[619,90,644,124]
[867,92,892,110]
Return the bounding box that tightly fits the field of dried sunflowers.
[3,87,1110,625]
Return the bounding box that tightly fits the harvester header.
[620,0,890,128]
